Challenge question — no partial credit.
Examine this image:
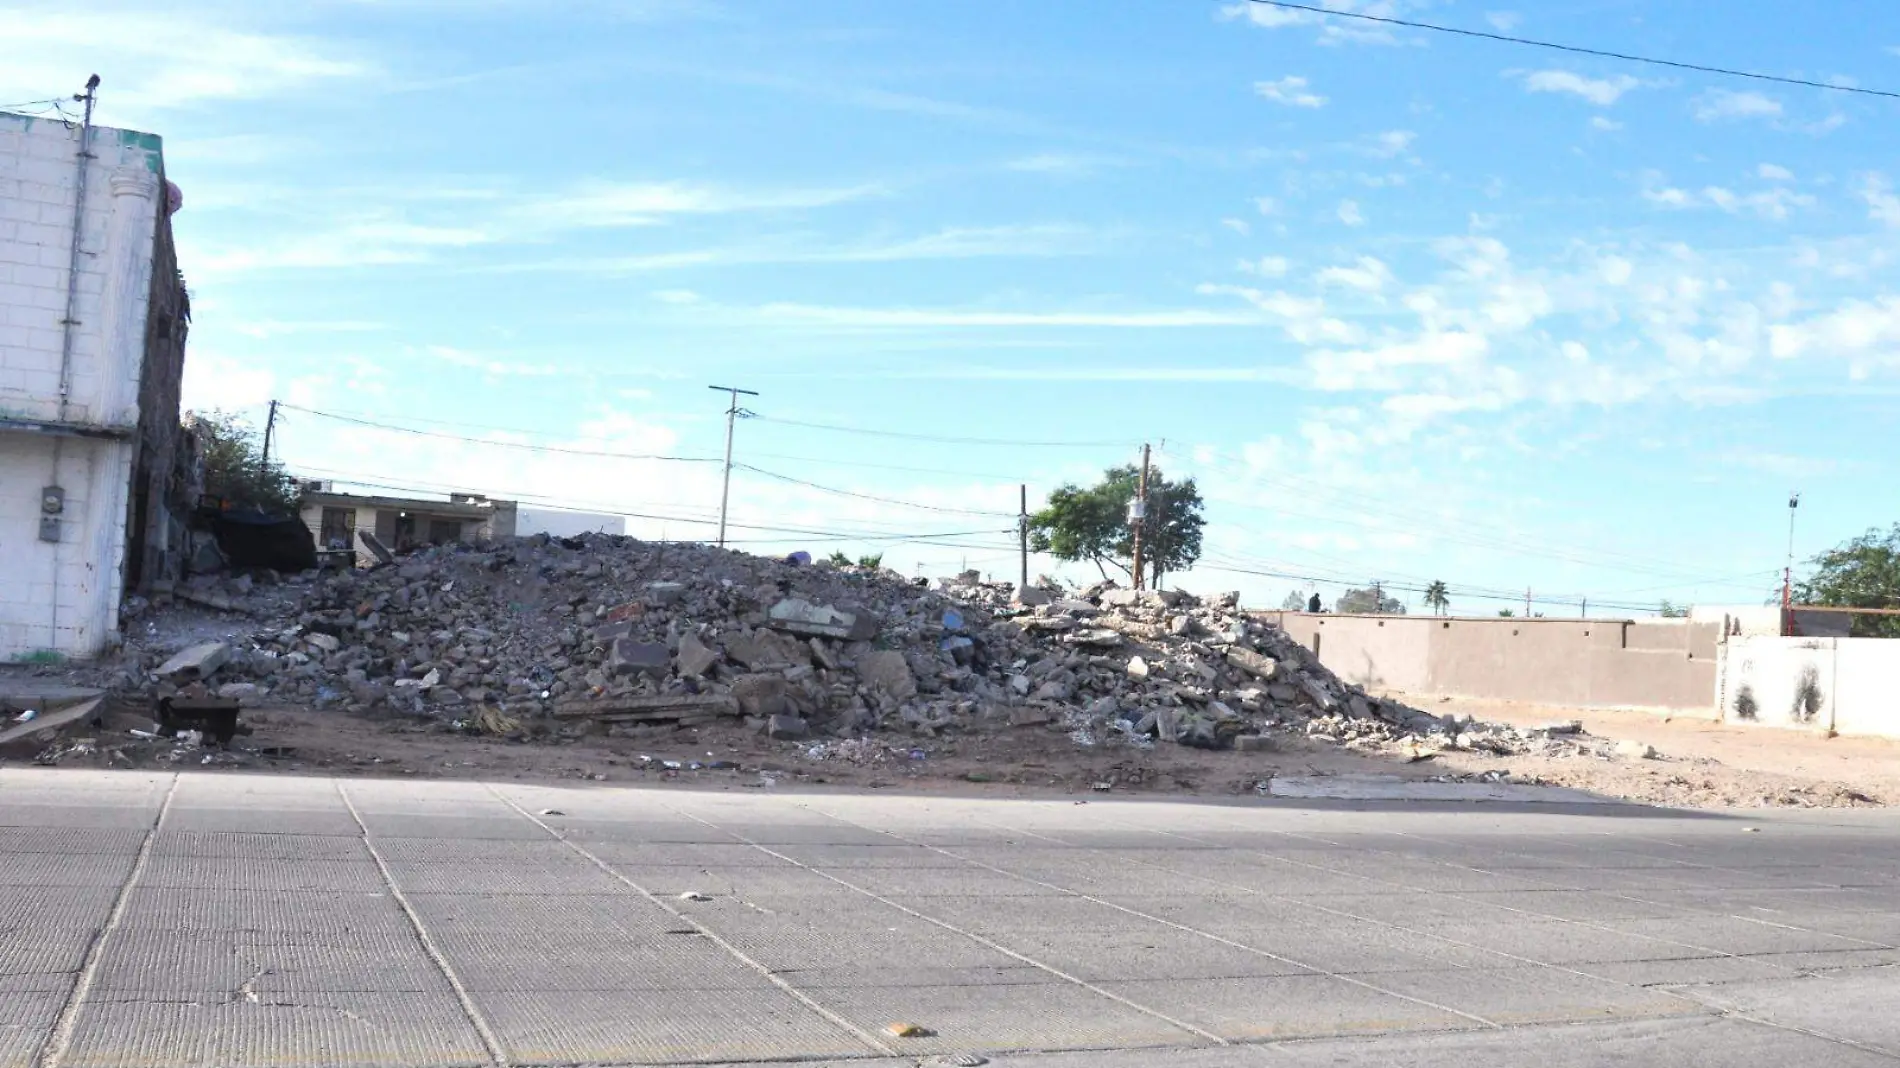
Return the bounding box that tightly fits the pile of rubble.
[94,534,1600,761]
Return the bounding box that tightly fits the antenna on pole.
[708,385,758,549]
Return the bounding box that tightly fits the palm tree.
[1424,580,1450,616]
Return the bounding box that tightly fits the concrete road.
[4,770,1899,1068]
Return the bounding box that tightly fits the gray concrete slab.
[4,767,1899,1067]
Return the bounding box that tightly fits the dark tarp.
[210,510,317,572]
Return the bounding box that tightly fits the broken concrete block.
[1033,680,1071,702]
[552,693,739,720]
[1616,739,1657,760]
[1224,648,1278,682]
[725,629,804,671]
[644,581,686,607]
[1169,615,1195,637]
[156,642,231,682]
[1100,589,1142,607]
[767,598,879,641]
[215,682,260,703]
[1063,628,1123,648]
[1537,720,1584,735]
[1009,708,1055,728]
[593,620,635,644]
[1126,656,1151,680]
[607,638,670,678]
[1009,674,1032,696]
[675,632,720,678]
[857,650,917,701]
[1016,585,1053,606]
[1235,734,1278,753]
[767,714,809,740]
[303,633,341,654]
[730,674,796,718]
[1155,708,1182,743]
[1051,600,1102,617]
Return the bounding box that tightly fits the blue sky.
[7,0,1899,614]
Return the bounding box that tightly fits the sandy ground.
[1391,692,1898,809]
[6,693,1892,809]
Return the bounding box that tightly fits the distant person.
[1307,593,1322,614]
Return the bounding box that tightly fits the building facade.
[1,108,192,660]
[299,487,519,567]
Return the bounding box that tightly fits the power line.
[753,414,1139,449]
[279,404,721,463]
[1245,0,1900,101]
[735,463,1019,518]
[294,467,1018,548]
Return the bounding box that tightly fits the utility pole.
[1017,484,1029,595]
[260,399,279,474]
[1581,597,1588,619]
[708,385,758,549]
[1130,444,1151,590]
[1782,492,1801,635]
[1525,587,1532,617]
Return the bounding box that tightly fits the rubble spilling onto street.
[74,533,1638,765]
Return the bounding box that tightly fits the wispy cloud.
[1693,89,1782,123]
[1219,0,1413,46]
[1516,70,1639,106]
[1590,116,1623,131]
[1006,152,1120,175]
[1337,199,1366,226]
[1255,76,1327,108]
[747,304,1265,328]
[483,225,1105,274]
[505,180,884,230]
[1641,180,1813,220]
[1316,256,1393,292]
[0,10,370,117]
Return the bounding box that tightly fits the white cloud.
[1485,11,1522,31]
[1859,174,1900,225]
[1239,255,1291,277]
[1518,70,1639,106]
[1589,116,1623,131]
[1337,199,1366,226]
[1254,196,1280,216]
[1255,76,1327,108]
[1758,163,1795,181]
[1222,217,1253,235]
[1693,89,1782,123]
[1218,0,1410,45]
[1006,152,1117,175]
[1368,130,1416,158]
[650,289,702,304]
[1643,182,1813,220]
[1769,297,1900,363]
[1316,256,1394,293]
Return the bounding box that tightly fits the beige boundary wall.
[1257,613,1722,715]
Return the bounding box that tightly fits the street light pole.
[708,385,758,549]
[1782,492,1800,635]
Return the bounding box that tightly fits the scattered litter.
[678,891,712,902]
[539,809,565,816]
[884,1022,933,1038]
[12,710,36,723]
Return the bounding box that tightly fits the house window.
[319,508,354,551]
[428,518,461,544]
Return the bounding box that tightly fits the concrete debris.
[1617,739,1659,760]
[77,533,1605,766]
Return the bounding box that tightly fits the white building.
[516,506,625,539]
[1,106,192,660]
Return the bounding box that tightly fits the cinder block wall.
[0,112,164,658]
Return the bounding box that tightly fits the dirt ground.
[7,695,1892,809]
[1391,692,1898,809]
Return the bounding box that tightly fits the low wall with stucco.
[1261,613,1721,714]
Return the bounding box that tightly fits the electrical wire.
[752,414,1140,449]
[1245,0,1900,101]
[735,463,1019,518]
[279,404,721,463]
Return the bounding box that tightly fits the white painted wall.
[516,507,625,538]
[0,112,164,659]
[1716,635,1900,740]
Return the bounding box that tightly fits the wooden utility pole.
[708,384,759,548]
[1130,444,1151,590]
[260,399,279,473]
[1017,484,1029,594]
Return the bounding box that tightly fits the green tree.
[191,410,300,515]
[1795,525,1900,637]
[1657,599,1690,619]
[1424,580,1450,616]
[856,553,884,569]
[1498,608,1516,617]
[1280,590,1307,611]
[1337,586,1405,615]
[1028,465,1205,586]
[826,551,853,566]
